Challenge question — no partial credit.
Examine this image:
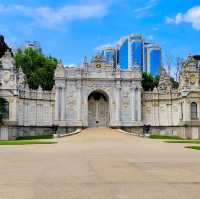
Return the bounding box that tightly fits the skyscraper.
[129,35,144,69]
[117,37,129,70]
[100,47,116,65]
[117,34,145,70]
[116,34,162,76]
[22,41,42,53]
[144,43,162,76]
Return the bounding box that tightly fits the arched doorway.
[88,90,109,127]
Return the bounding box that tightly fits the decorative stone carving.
[17,67,25,88]
[55,62,65,78]
[0,50,15,70]
[158,68,172,92]
[179,55,200,91]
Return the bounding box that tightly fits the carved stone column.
[137,87,142,121]
[115,83,121,126]
[61,87,66,121]
[11,97,17,122]
[55,87,60,121]
[183,99,190,121]
[76,82,82,124]
[131,86,136,121]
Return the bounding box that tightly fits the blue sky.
[0,0,200,66]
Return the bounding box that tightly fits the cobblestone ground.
[0,128,200,199]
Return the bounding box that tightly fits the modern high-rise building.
[144,43,162,76]
[116,37,129,70]
[116,34,145,70]
[129,35,144,69]
[100,47,116,65]
[22,41,42,53]
[116,34,162,76]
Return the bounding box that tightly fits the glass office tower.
[116,34,162,76]
[130,35,144,69]
[22,41,42,53]
[117,34,144,70]
[145,43,162,76]
[97,34,162,76]
[101,47,116,65]
[117,37,129,70]
[144,43,148,72]
[150,49,161,76]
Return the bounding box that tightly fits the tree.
[0,35,12,58]
[15,48,57,90]
[165,54,174,76]
[142,71,179,91]
[174,56,183,82]
[142,72,160,91]
[170,77,179,89]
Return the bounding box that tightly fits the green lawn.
[165,140,200,144]
[149,134,183,140]
[150,134,200,151]
[0,140,57,145]
[185,146,200,150]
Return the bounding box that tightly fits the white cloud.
[0,3,108,26]
[134,4,154,13]
[166,17,174,24]
[166,6,200,30]
[133,0,158,18]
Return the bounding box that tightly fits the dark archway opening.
[88,91,109,128]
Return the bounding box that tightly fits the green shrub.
[16,135,53,140]
[166,140,200,144]
[185,146,200,150]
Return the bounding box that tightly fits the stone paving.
[0,128,200,199]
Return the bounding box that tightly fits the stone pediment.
[55,63,65,78]
[158,68,172,92]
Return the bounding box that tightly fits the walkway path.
[0,128,200,199]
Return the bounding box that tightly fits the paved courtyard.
[0,128,200,199]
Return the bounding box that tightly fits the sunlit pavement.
[0,128,200,199]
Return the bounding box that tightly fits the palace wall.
[0,86,55,140]
[1,51,200,140]
[143,91,180,127]
[17,87,55,127]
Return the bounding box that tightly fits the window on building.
[0,98,9,121]
[191,102,198,120]
[0,60,2,69]
[180,102,183,120]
